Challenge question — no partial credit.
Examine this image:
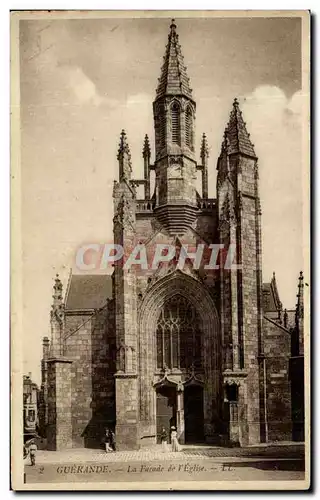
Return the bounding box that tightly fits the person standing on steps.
[29,439,38,466]
[104,428,113,453]
[108,428,116,452]
[160,426,169,452]
[170,426,181,452]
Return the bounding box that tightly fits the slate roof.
[222,99,256,158]
[156,19,193,100]
[65,274,113,311]
[262,273,282,313]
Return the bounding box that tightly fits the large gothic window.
[156,295,202,370]
[185,107,193,150]
[171,102,180,145]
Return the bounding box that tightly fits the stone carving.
[113,194,135,231]
[168,155,184,166]
[219,193,237,231]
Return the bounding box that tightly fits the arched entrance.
[138,271,220,446]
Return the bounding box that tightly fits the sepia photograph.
[11,10,310,490]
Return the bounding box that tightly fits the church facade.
[39,20,305,451]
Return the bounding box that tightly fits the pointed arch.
[171,101,181,144]
[138,271,221,436]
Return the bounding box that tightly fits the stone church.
[39,20,305,451]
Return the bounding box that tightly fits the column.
[176,387,185,444]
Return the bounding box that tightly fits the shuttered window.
[171,103,180,144]
[159,106,166,148]
[185,107,193,149]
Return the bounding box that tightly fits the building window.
[156,295,202,370]
[171,102,180,144]
[185,107,193,149]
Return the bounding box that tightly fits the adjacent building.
[23,373,39,438]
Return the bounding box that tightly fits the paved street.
[24,444,305,486]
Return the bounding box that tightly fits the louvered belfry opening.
[171,102,180,144]
[185,106,193,150]
[159,104,166,148]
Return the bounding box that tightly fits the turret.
[142,134,151,199]
[295,271,304,356]
[50,274,65,358]
[200,133,209,199]
[117,129,132,181]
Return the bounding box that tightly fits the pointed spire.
[283,308,288,329]
[51,273,64,330]
[142,134,151,159]
[200,133,209,160]
[296,271,304,320]
[117,129,131,160]
[117,129,132,180]
[270,271,283,315]
[156,19,193,100]
[200,133,209,199]
[294,271,304,356]
[143,134,151,199]
[52,274,63,307]
[222,98,256,158]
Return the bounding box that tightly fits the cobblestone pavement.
[31,443,304,464]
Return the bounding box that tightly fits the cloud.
[63,65,117,107]
[240,86,304,306]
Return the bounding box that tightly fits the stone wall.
[264,316,292,441]
[64,303,116,449]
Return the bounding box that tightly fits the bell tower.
[152,19,198,234]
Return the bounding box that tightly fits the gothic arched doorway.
[138,271,220,446]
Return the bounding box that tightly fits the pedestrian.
[170,426,181,452]
[160,427,169,452]
[104,428,113,453]
[108,429,116,452]
[29,439,38,466]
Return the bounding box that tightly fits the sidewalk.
[30,442,305,464]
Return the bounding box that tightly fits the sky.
[19,14,305,384]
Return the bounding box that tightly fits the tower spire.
[221,98,256,158]
[152,19,197,234]
[156,19,193,100]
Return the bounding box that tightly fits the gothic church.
[39,20,305,450]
